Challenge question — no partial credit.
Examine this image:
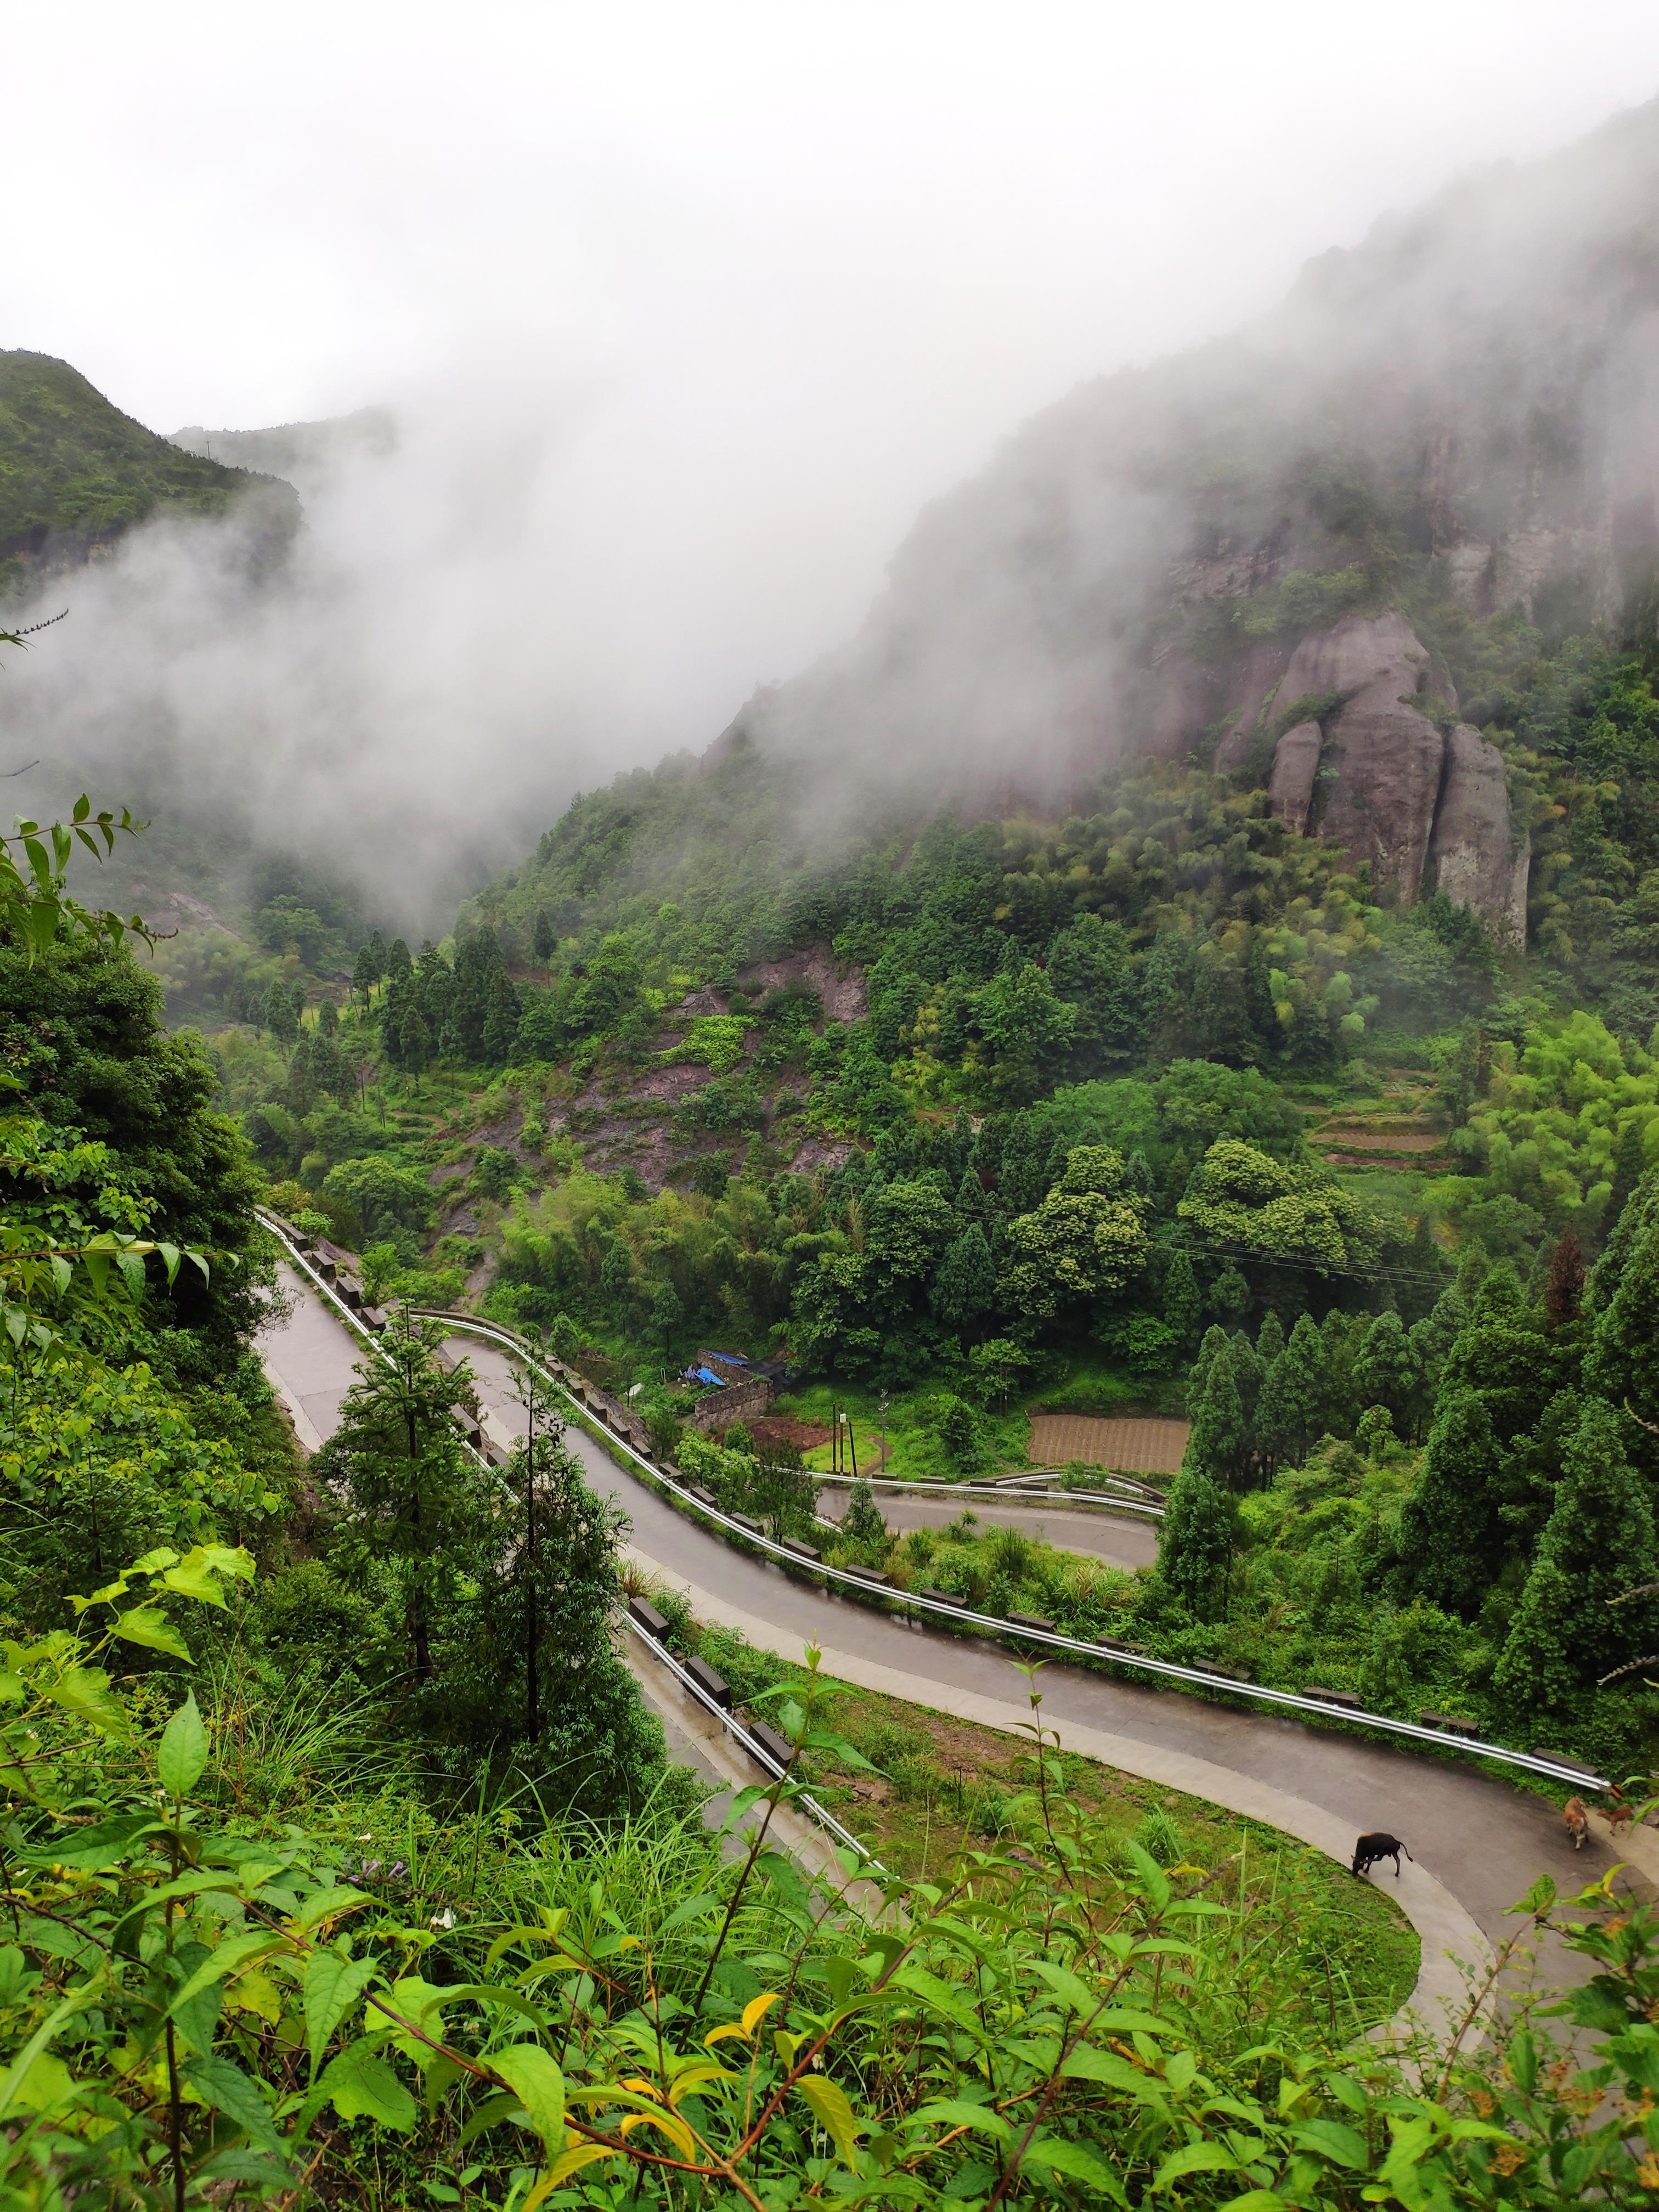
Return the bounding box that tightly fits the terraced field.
[1291,1069,1451,1173]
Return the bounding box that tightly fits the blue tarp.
[683,1365,727,1387]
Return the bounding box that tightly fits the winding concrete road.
[814,1481,1158,1570]
[257,1263,1650,2034]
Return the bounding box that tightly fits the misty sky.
[11,1,1659,877]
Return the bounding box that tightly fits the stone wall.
[687,1375,775,1434]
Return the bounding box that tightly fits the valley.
[10,83,1659,2210]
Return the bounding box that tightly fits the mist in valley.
[8,4,1659,935]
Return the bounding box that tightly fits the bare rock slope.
[1260,613,1526,939]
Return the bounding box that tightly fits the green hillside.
[0,348,297,585]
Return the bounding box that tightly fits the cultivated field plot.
[1028,1414,1189,1473]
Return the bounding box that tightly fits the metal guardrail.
[255,1211,1612,1794]
[618,1610,884,1872]
[811,1470,1163,1521]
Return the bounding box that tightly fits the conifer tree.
[1393,1390,1506,1619]
[1585,1215,1659,1455]
[1586,1168,1659,1318]
[398,1005,433,1078]
[285,1037,315,1116]
[1608,1117,1649,1232]
[1163,1249,1201,1349]
[445,1389,659,1805]
[1493,1399,1659,1718]
[1155,1462,1238,1618]
[263,978,298,1046]
[600,1238,635,1316]
[930,1222,998,1336]
[650,1278,682,1355]
[1544,1231,1585,1332]
[1228,1330,1266,1458]
[1319,1308,1363,1436]
[483,970,520,1064]
[1187,1322,1230,1404]
[532,909,556,962]
[1408,1285,1468,1403]
[840,1478,888,1559]
[1256,1310,1325,1466]
[1454,1243,1491,1305]
[1184,1345,1249,1489]
[1255,1308,1285,1368]
[1353,1310,1422,1437]
[323,1316,486,1685]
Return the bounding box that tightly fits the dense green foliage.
[0,351,292,584]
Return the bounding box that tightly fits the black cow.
[1352,1831,1413,1878]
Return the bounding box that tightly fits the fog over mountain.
[5,47,1659,932]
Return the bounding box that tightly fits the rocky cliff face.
[734,99,1659,946]
[1253,612,1527,940]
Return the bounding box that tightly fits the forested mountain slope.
[722,99,1659,909]
[0,349,299,594]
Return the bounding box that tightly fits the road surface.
[258,1263,1649,2030]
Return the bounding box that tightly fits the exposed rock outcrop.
[1266,720,1322,834]
[1291,613,1450,906]
[1429,725,1530,944]
[1262,612,1527,941]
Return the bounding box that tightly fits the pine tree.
[1394,1390,1506,1618]
[1454,1244,1491,1305]
[1163,1250,1201,1349]
[1587,1169,1659,1319]
[483,970,521,1064]
[1184,1346,1249,1489]
[1470,1263,1523,1321]
[532,909,556,963]
[930,1222,998,1336]
[955,1167,985,1220]
[285,1037,315,1115]
[1229,1329,1266,1436]
[1608,1117,1649,1231]
[600,1238,635,1314]
[650,1278,682,1355]
[1156,1463,1238,1618]
[321,1315,487,1684]
[1586,1215,1659,1454]
[1493,1399,1659,1718]
[1187,1323,1230,1404]
[840,1478,888,1560]
[1352,1310,1422,1436]
[1210,1265,1251,1323]
[1124,1149,1154,1201]
[445,1402,659,1805]
[399,1005,433,1077]
[1320,1308,1362,1436]
[1408,1286,1468,1404]
[263,979,297,1046]
[1256,1310,1326,1467]
[1544,1231,1585,1332]
[1256,1308,1285,1368]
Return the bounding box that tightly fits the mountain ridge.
[0,349,300,593]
